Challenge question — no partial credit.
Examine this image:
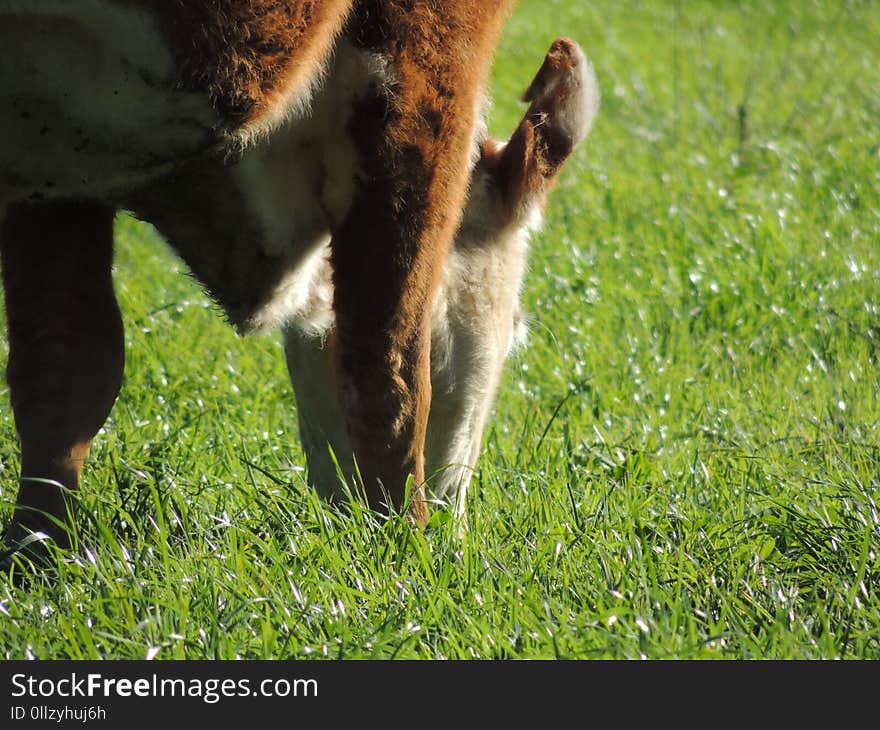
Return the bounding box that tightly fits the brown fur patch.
[1,200,123,550]
[131,0,354,129]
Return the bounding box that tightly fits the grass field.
[2,0,879,659]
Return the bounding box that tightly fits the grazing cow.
[286,39,598,513]
[0,0,597,554]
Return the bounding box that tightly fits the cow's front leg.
[329,5,511,525]
[1,200,124,551]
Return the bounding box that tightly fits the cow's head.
[284,38,599,514]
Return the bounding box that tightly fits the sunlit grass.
[1,0,879,659]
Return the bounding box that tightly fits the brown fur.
[131,0,355,130]
[1,201,123,549]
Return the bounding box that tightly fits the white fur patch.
[563,45,600,146]
[0,0,216,200]
[0,1,217,202]
[231,42,395,329]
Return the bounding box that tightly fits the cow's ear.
[489,38,599,222]
[493,118,540,217]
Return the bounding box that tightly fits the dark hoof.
[0,530,58,579]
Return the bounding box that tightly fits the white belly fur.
[0,1,217,202]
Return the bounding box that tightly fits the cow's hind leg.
[1,200,123,552]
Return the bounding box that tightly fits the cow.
[286,39,599,514]
[0,1,597,556]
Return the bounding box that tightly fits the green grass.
[2,0,880,659]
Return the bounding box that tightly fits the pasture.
[1,0,879,659]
